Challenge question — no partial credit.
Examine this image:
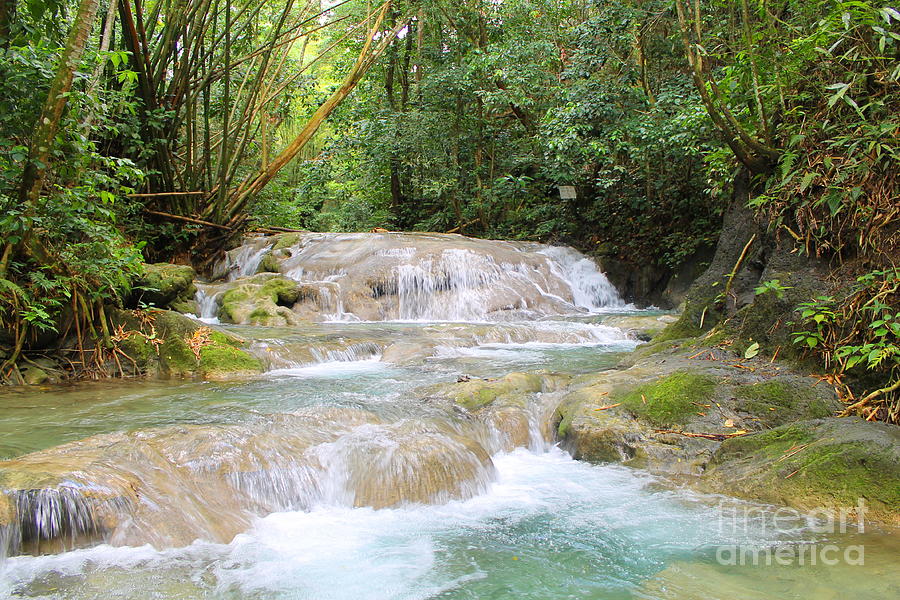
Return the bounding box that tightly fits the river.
[0,233,897,599]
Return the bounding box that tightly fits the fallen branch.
[653,429,749,441]
[446,219,481,234]
[594,402,621,411]
[723,233,757,304]
[252,226,309,234]
[840,378,900,417]
[144,209,233,231]
[127,191,208,198]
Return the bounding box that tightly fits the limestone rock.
[702,417,900,525]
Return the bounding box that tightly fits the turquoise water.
[0,317,897,599]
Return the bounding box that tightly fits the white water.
[201,233,625,323]
[193,283,222,324]
[5,446,881,600]
[539,245,624,310]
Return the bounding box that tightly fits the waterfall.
[194,283,223,324]
[0,405,505,556]
[204,233,624,323]
[538,246,624,310]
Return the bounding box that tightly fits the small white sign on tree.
[558,186,577,200]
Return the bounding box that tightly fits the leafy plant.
[792,269,900,423]
[755,279,793,300]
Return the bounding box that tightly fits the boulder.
[423,372,570,452]
[702,417,900,524]
[217,273,327,326]
[131,263,197,310]
[112,309,264,379]
[555,350,840,476]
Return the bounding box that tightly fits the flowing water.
[1,234,897,599]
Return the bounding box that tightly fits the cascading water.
[539,245,624,310]
[193,283,222,324]
[199,232,624,323]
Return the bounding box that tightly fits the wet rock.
[217,273,332,326]
[0,407,497,555]
[20,367,50,385]
[19,358,61,385]
[555,352,841,476]
[701,417,900,525]
[344,421,495,508]
[600,314,678,339]
[210,232,620,321]
[424,372,570,452]
[130,263,197,310]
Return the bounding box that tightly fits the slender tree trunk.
[220,2,403,222]
[82,0,119,129]
[18,0,101,206]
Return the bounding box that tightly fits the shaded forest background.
[0,0,897,418]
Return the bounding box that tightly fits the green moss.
[273,233,302,250]
[556,403,575,438]
[134,263,197,308]
[713,421,900,516]
[159,332,200,374]
[257,253,281,273]
[786,443,900,509]
[618,370,717,427]
[450,373,542,411]
[716,424,815,460]
[260,278,300,305]
[456,387,499,411]
[736,380,835,425]
[122,310,263,377]
[198,339,263,376]
[221,288,249,304]
[249,307,273,319]
[119,336,154,363]
[627,337,692,363]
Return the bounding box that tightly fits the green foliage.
[740,0,900,259]
[792,269,900,422]
[754,279,792,300]
[255,0,723,268]
[0,30,147,374]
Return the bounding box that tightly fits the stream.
[0,233,897,599]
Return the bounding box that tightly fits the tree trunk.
[18,0,101,206]
[219,2,404,223]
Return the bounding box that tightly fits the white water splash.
[539,245,624,310]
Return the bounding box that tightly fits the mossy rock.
[431,372,549,412]
[617,370,717,427]
[256,253,282,274]
[217,275,310,326]
[555,374,717,473]
[113,309,263,379]
[132,263,197,309]
[272,232,303,250]
[169,299,199,315]
[704,418,900,524]
[261,277,303,306]
[734,378,838,427]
